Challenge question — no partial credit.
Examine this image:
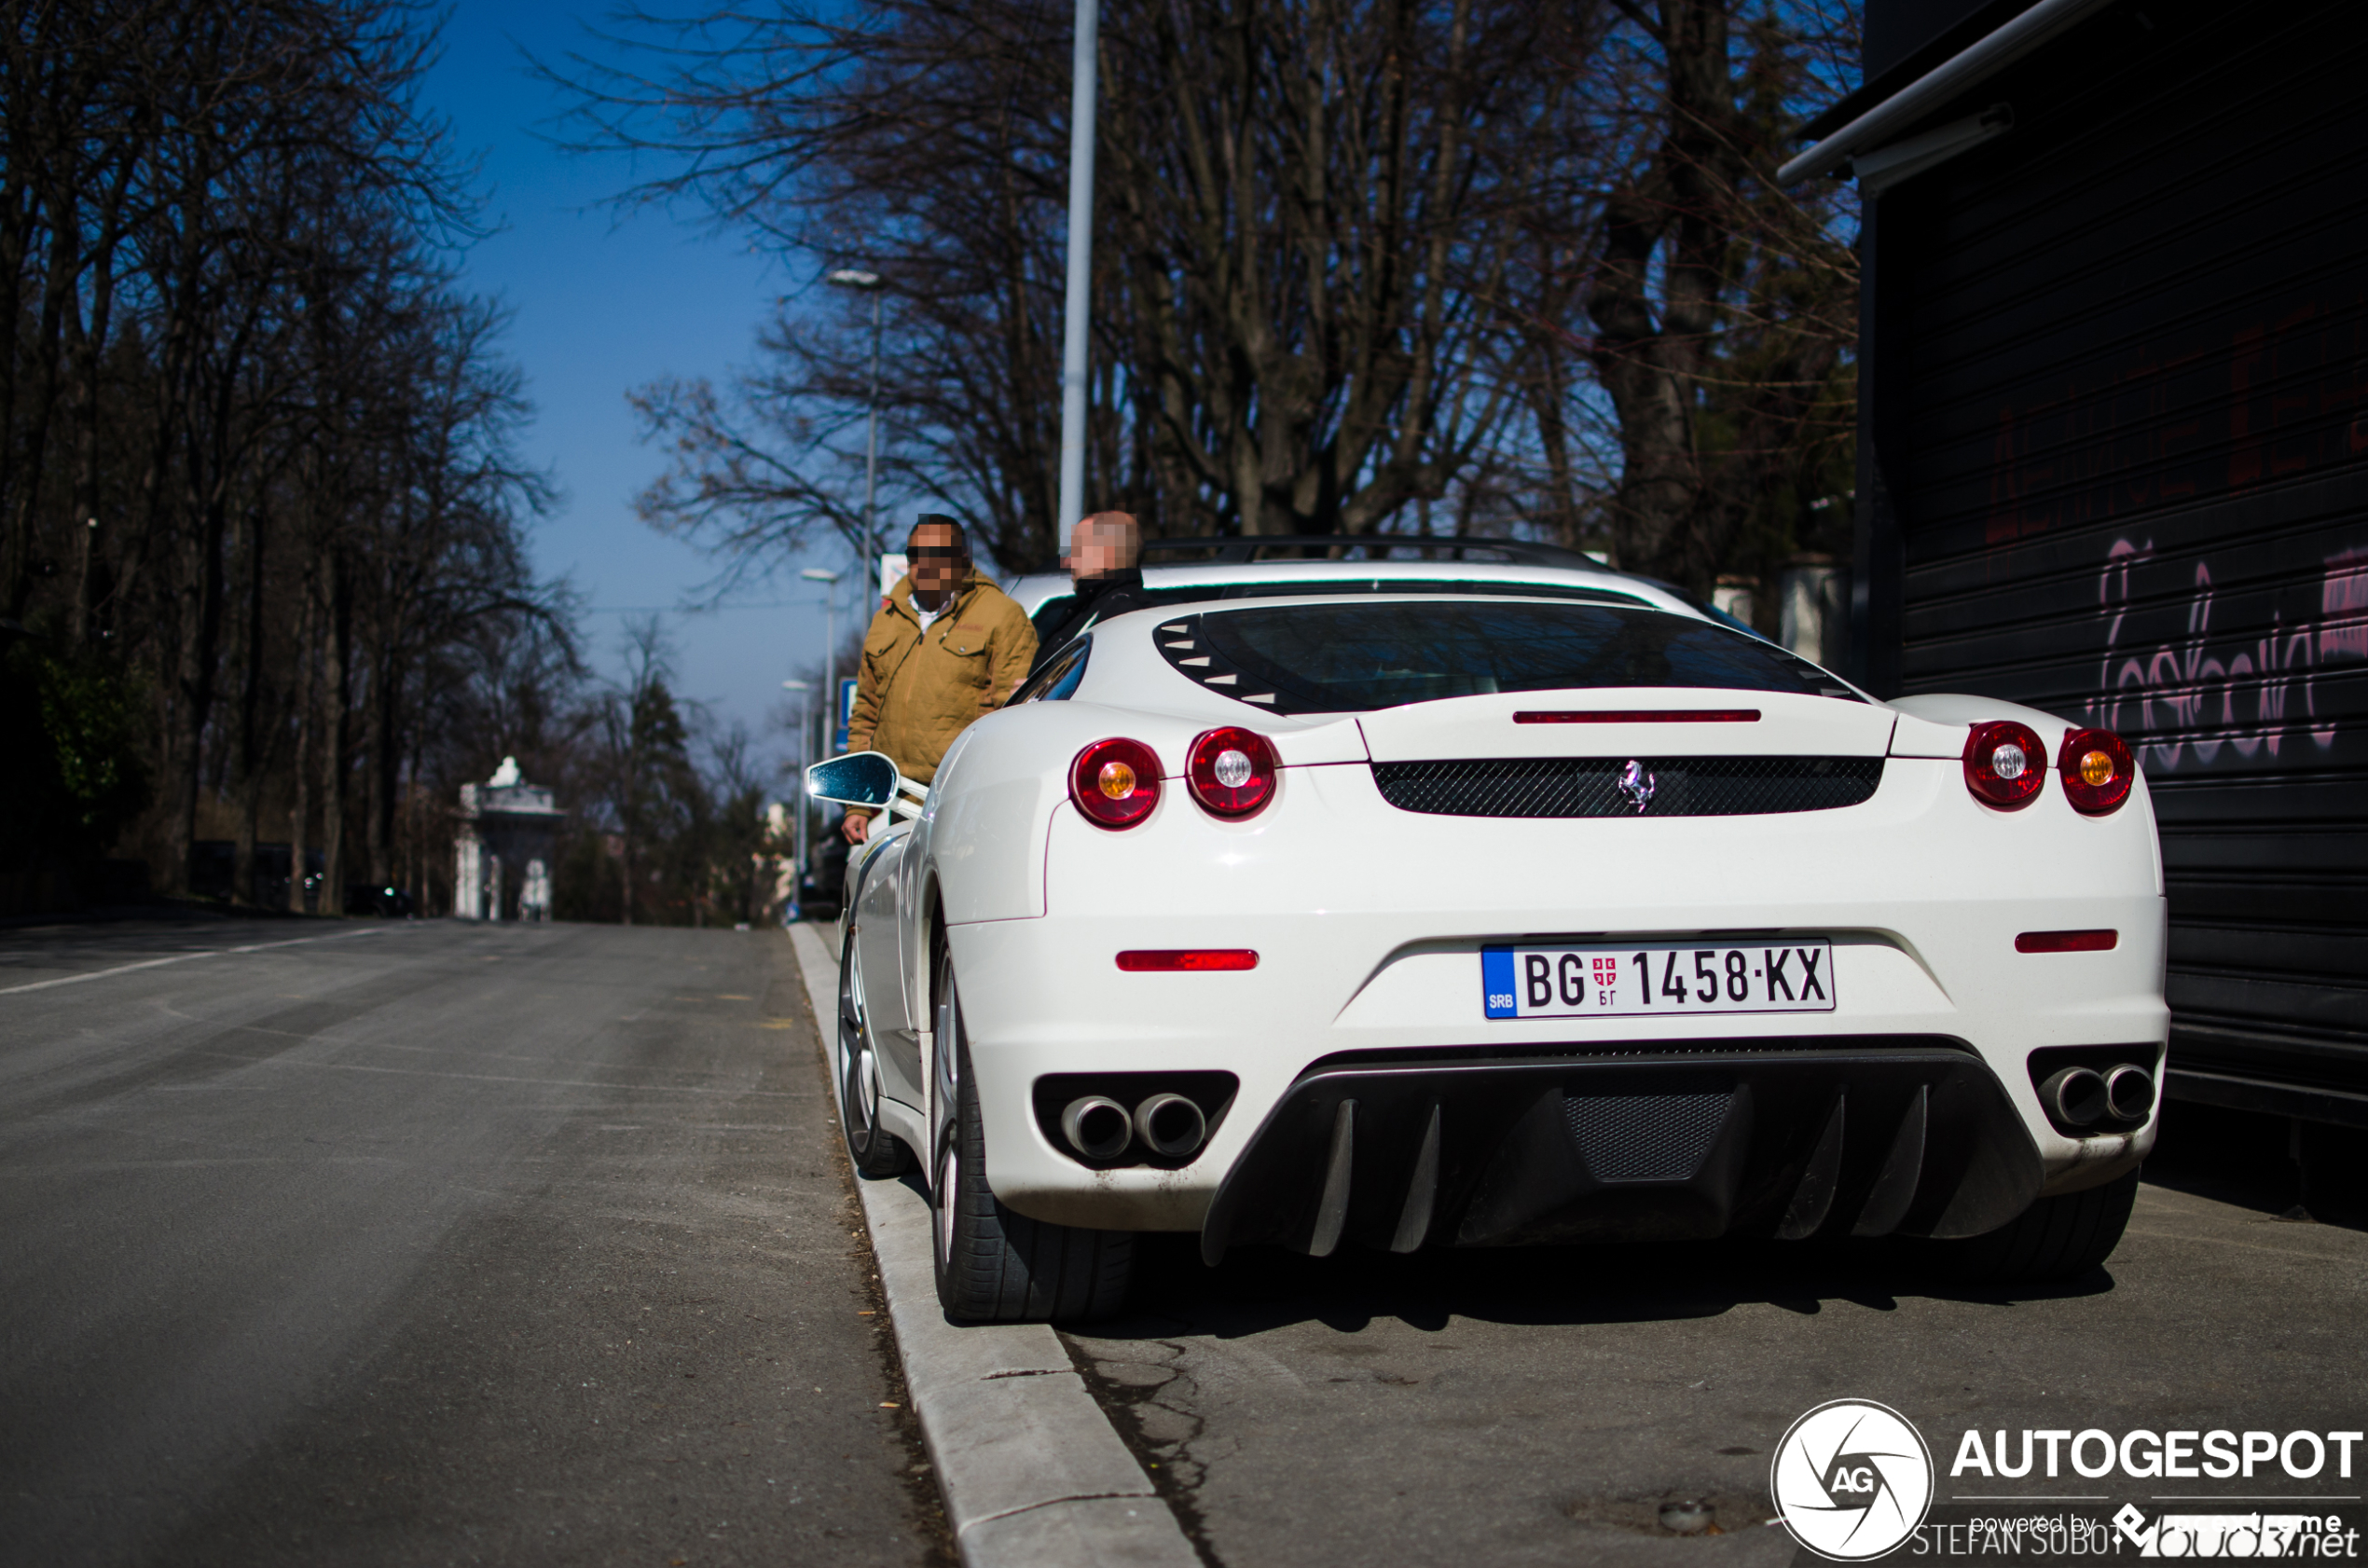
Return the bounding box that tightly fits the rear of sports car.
[940,594,2167,1280]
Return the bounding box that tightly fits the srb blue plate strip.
[1481,946,1518,1018]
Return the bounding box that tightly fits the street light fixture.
[824,268,886,606]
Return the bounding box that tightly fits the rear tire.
[1927,1167,2140,1284]
[838,924,912,1177]
[929,944,1133,1323]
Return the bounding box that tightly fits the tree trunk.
[288,584,317,915]
[318,557,351,916]
[228,502,267,903]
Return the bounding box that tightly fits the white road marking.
[147,1051,819,1096]
[0,926,402,997]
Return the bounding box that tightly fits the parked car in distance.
[798,826,850,922]
[344,884,415,917]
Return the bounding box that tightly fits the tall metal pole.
[862,290,884,603]
[826,269,888,609]
[802,566,843,757]
[1054,0,1099,538]
[781,680,811,917]
[796,686,808,897]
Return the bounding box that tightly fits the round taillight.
[1186,726,1277,818]
[1069,737,1163,829]
[1962,720,2045,810]
[2058,726,2135,815]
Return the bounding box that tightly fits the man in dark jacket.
[1029,511,1150,672]
[842,516,1036,843]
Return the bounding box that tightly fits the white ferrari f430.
[807,560,2166,1323]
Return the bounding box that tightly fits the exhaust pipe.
[2104,1064,2156,1123]
[2039,1066,2110,1130]
[1134,1093,1208,1159]
[1060,1095,1134,1161]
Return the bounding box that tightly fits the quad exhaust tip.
[1060,1095,1133,1161]
[2040,1066,2110,1129]
[2104,1063,2156,1123]
[2038,1063,2156,1132]
[1135,1092,1209,1159]
[1056,1090,1212,1162]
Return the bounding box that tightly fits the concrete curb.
[788,924,1200,1568]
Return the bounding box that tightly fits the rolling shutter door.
[1879,0,2368,1108]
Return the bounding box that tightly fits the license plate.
[1481,941,1836,1020]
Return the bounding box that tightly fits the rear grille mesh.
[1370,756,1882,817]
[1564,1091,1734,1182]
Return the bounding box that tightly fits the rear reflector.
[1116,950,1260,972]
[2016,929,2118,954]
[1514,709,1760,724]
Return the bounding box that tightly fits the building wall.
[1859,0,2368,1116]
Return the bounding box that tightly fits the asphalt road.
[0,916,945,1568]
[1064,1171,2368,1568]
[9,916,2361,1568]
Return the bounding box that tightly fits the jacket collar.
[888,569,984,626]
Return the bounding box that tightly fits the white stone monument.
[454,757,565,921]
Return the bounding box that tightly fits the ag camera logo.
[1772,1399,1935,1561]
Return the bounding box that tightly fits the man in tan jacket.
[842,515,1036,843]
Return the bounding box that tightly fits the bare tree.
[552,0,1618,573]
[1576,0,1860,590]
[2,0,568,912]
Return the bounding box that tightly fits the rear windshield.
[1032,577,1644,644]
[1188,599,1858,712]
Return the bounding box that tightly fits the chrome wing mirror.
[805,750,927,821]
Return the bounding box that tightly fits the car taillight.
[1116,950,1259,971]
[1962,720,2045,810]
[2058,726,2135,815]
[1186,727,1277,818]
[1069,737,1163,829]
[2017,929,2117,953]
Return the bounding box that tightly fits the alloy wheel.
[934,1139,959,1269]
[839,941,880,1149]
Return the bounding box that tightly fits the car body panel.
[946,750,2164,1230]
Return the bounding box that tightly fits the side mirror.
[805,750,901,807]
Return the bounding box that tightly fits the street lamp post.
[825,268,886,602]
[800,566,842,761]
[781,678,812,915]
[1055,0,1101,536]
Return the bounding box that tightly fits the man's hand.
[841,811,870,846]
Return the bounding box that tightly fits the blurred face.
[908,523,967,609]
[1070,515,1139,583]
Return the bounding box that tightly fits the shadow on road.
[1094,1229,2114,1341]
[2141,1100,2368,1230]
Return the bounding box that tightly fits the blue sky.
[423,2,856,785]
